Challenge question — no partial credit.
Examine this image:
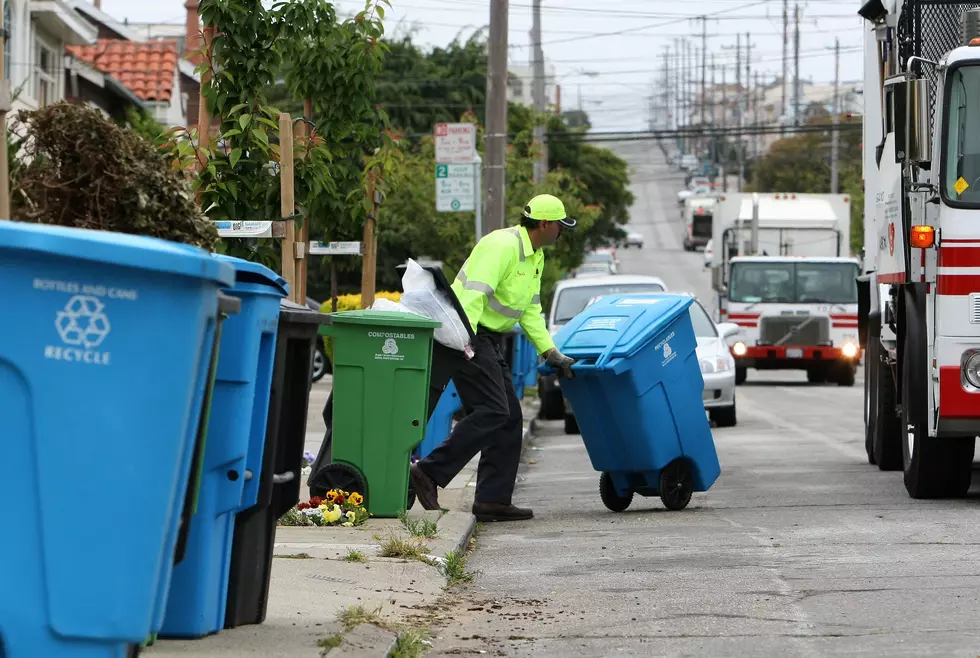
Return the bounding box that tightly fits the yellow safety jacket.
[452,225,555,355]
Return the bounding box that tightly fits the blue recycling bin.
[160,255,287,638]
[522,332,538,390]
[540,292,720,513]
[416,380,463,461]
[0,221,234,658]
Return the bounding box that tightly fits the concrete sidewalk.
[147,380,539,657]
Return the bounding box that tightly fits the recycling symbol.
[56,295,111,349]
[663,342,673,359]
[382,338,399,355]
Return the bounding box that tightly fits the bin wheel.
[308,463,367,501]
[599,472,633,512]
[659,459,693,511]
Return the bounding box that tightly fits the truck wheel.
[806,368,826,384]
[864,336,878,465]
[836,365,856,387]
[599,472,633,512]
[735,366,747,385]
[901,288,974,497]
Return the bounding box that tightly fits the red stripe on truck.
[936,274,980,296]
[939,366,980,418]
[938,246,980,268]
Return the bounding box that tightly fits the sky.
[98,0,865,132]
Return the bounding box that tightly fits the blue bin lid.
[213,253,289,296]
[0,221,234,287]
[553,293,693,368]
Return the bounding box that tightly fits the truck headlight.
[963,350,980,388]
[842,342,858,358]
[732,341,747,357]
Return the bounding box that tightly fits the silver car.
[561,293,741,432]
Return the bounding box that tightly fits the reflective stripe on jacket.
[451,225,555,355]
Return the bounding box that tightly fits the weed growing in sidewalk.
[316,634,343,651]
[377,532,430,561]
[441,550,476,586]
[275,553,313,559]
[398,511,438,539]
[337,604,389,631]
[342,549,366,563]
[390,627,431,658]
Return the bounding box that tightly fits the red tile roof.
[67,39,178,102]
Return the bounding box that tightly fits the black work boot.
[410,463,441,510]
[472,501,534,522]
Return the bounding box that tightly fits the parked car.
[561,292,741,433]
[582,249,619,274]
[538,274,668,424]
[306,296,330,382]
[623,231,644,249]
[677,185,710,206]
[573,262,615,278]
[703,239,714,269]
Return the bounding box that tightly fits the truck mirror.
[907,77,932,165]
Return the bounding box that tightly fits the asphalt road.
[424,145,980,657]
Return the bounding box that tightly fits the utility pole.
[721,63,728,192]
[663,46,671,130]
[710,54,717,172]
[831,38,841,193]
[735,33,742,191]
[531,0,546,183]
[753,71,760,161]
[485,0,508,233]
[782,0,788,130]
[744,32,751,186]
[697,15,707,126]
[793,3,801,126]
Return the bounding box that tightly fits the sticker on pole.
[434,123,476,164]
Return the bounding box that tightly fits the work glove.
[544,348,576,379]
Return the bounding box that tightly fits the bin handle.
[217,291,241,316]
[272,471,295,484]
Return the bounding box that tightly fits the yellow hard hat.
[523,194,577,228]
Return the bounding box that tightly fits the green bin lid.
[328,309,441,329]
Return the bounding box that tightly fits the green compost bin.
[325,309,440,517]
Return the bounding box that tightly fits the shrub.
[9,102,217,250]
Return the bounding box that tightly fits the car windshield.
[584,251,614,264]
[553,283,665,324]
[943,65,980,206]
[729,261,859,304]
[689,300,717,338]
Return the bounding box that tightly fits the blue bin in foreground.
[0,222,234,658]
[160,255,287,638]
[416,380,463,461]
[540,293,720,512]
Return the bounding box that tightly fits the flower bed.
[279,489,369,527]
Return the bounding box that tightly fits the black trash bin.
[223,298,330,629]
[308,264,476,503]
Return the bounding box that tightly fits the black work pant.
[417,328,524,505]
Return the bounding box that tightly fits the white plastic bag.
[399,259,472,354]
[370,298,413,314]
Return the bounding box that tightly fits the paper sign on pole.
[434,123,476,164]
[308,241,362,255]
[215,221,274,238]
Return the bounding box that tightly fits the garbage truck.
[709,192,859,386]
[857,0,980,499]
[682,195,717,251]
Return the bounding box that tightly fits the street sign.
[215,221,275,238]
[309,240,362,255]
[434,123,476,164]
[436,164,476,212]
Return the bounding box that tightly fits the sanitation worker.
[410,194,578,522]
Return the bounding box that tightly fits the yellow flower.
[342,521,354,527]
[323,505,343,523]
[349,492,364,506]
[325,490,339,503]
[345,510,356,521]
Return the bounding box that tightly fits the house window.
[3,1,10,81]
[33,36,57,105]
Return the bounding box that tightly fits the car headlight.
[700,359,715,374]
[963,350,980,388]
[732,341,747,357]
[842,342,858,358]
[714,358,730,372]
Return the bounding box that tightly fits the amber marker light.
[910,225,935,249]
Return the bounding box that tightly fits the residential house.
[5,0,98,111]
[508,62,558,109]
[68,0,204,129]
